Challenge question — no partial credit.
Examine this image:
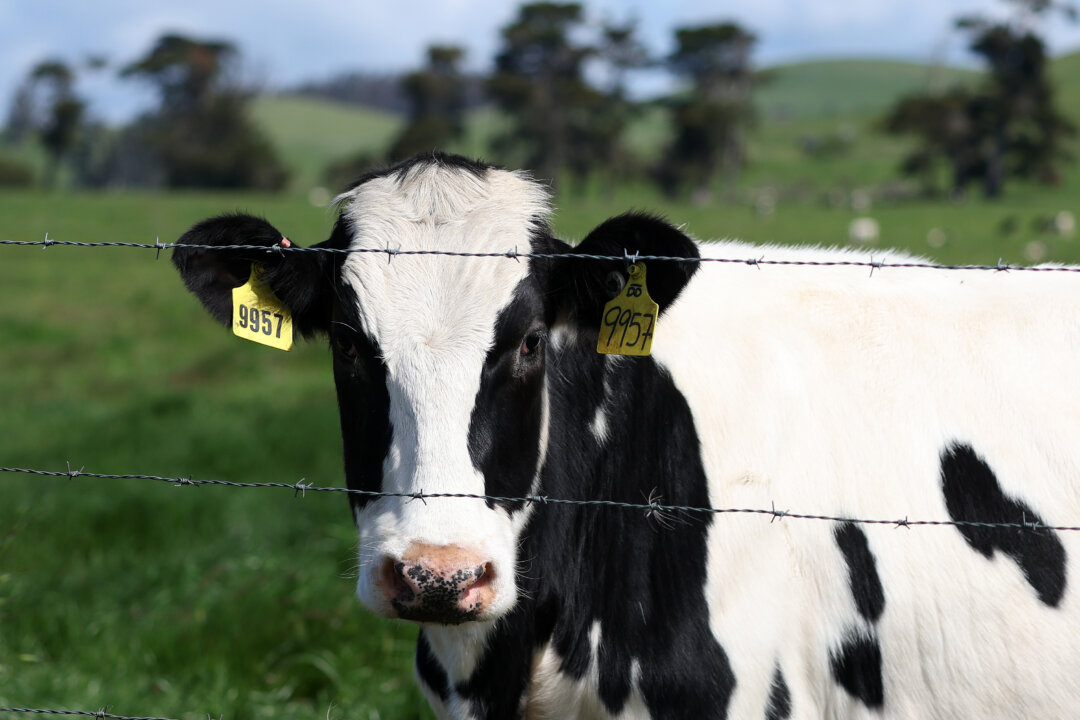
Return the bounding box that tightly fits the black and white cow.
[173,152,1080,719]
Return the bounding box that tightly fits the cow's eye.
[520,330,546,357]
[333,336,359,361]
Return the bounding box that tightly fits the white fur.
[588,356,615,445]
[339,161,550,622]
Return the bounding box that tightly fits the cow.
[173,152,1080,719]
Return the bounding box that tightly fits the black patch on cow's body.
[456,333,735,718]
[330,272,392,515]
[416,630,450,701]
[830,632,884,709]
[834,522,885,622]
[470,336,734,719]
[940,442,1067,607]
[765,665,792,720]
[468,278,550,514]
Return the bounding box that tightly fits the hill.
[1051,50,1080,120]
[249,94,403,192]
[755,58,979,120]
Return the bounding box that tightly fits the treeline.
[293,72,488,115]
[3,34,288,190]
[323,4,762,200]
[1,0,1074,200]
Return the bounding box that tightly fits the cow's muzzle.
[378,543,496,624]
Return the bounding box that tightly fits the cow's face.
[173,153,698,626]
[332,161,552,623]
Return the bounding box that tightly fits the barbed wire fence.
[4,233,1080,718]
[5,233,1080,274]
[0,709,191,720]
[3,465,1080,533]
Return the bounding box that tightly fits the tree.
[488,2,600,187]
[34,62,86,188]
[388,45,468,161]
[883,0,1075,198]
[121,34,288,190]
[3,59,86,187]
[655,23,758,200]
[3,80,37,145]
[587,18,651,196]
[881,89,986,194]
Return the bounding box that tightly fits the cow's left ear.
[172,213,336,338]
[550,212,700,328]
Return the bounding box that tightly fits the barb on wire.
[3,465,1080,533]
[0,708,187,720]
[2,237,1080,274]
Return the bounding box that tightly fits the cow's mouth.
[391,598,483,625]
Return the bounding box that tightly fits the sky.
[3,0,1080,123]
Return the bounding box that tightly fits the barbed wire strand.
[3,465,1078,533]
[0,708,191,720]
[1,237,1077,274]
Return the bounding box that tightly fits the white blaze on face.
[338,161,551,619]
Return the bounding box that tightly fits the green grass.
[1050,50,1080,120]
[250,95,403,193]
[0,193,430,720]
[755,58,978,120]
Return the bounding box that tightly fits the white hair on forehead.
[337,161,551,358]
[334,159,550,233]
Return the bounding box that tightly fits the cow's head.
[173,153,698,625]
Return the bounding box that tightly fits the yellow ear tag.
[231,265,294,351]
[596,262,659,356]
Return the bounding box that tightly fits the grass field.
[0,194,432,720]
[3,55,1080,720]
[755,58,978,120]
[250,96,404,193]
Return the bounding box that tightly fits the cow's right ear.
[548,212,701,330]
[172,213,335,338]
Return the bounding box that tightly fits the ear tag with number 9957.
[596,262,659,356]
[232,265,293,351]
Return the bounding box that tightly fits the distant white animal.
[848,216,880,243]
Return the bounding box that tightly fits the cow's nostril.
[459,562,495,614]
[380,556,415,602]
[469,562,494,590]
